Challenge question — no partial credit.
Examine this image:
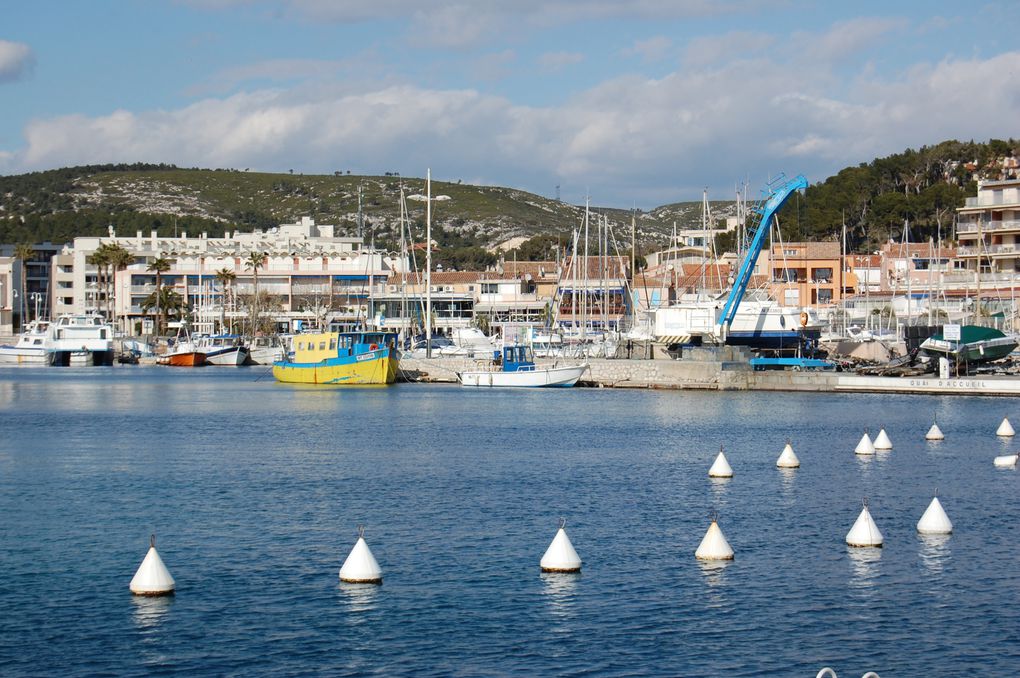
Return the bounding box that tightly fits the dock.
[398,355,1020,396]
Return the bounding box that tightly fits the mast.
[582,197,589,350]
[426,169,433,358]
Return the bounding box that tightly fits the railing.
[957,245,1018,256]
[965,194,1020,207]
[957,220,1020,234]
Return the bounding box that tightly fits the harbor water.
[1,367,1019,676]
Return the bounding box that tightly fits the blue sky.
[1,1,1018,207]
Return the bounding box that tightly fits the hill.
[1,137,1017,268]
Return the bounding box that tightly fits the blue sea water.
[1,366,1019,677]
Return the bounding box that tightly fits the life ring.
[799,311,808,327]
[369,343,379,350]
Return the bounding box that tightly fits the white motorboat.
[458,344,588,387]
[0,321,53,365]
[47,313,115,366]
[194,334,250,366]
[248,335,286,365]
[653,294,824,349]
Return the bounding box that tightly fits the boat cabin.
[290,331,397,363]
[500,345,536,373]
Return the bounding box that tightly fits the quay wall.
[397,356,840,393]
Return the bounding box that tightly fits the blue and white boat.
[457,345,588,387]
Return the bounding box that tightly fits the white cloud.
[622,36,673,63]
[3,36,1019,207]
[682,31,774,67]
[0,40,34,83]
[791,17,907,64]
[537,51,584,71]
[470,50,517,82]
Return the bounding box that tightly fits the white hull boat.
[458,345,588,388]
[47,314,115,366]
[0,321,52,365]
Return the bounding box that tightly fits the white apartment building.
[957,178,1020,274]
[53,217,408,335]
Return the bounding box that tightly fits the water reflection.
[918,534,951,577]
[338,582,379,622]
[847,547,881,591]
[541,571,579,621]
[698,560,730,609]
[854,453,875,473]
[778,468,797,501]
[132,594,174,631]
[709,477,730,507]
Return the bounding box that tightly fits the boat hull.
[273,349,398,385]
[204,347,250,366]
[458,363,588,388]
[0,346,51,365]
[158,352,207,367]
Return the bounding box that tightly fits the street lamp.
[30,292,42,322]
[408,168,451,358]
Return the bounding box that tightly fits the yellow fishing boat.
[272,331,399,385]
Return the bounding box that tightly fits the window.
[813,268,832,282]
[319,341,326,350]
[817,289,833,304]
[481,283,499,294]
[784,289,799,305]
[329,338,337,350]
[784,249,799,256]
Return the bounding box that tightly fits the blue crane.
[714,173,808,339]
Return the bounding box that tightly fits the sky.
[1,1,1018,208]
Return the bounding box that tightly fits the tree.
[245,251,266,335]
[140,286,185,326]
[105,244,134,331]
[215,267,236,333]
[146,255,172,335]
[13,243,34,328]
[87,246,110,318]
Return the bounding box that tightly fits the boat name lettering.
[356,352,375,362]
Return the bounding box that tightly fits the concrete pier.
[398,355,1020,396]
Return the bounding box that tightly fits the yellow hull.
[272,353,398,385]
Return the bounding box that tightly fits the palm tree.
[88,243,116,319]
[13,243,34,328]
[140,286,185,326]
[146,255,172,335]
[244,251,266,336]
[105,244,134,332]
[215,267,236,333]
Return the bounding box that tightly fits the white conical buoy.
[540,519,582,572]
[925,421,944,441]
[776,440,800,468]
[854,431,875,455]
[339,527,383,584]
[695,518,734,560]
[845,500,883,547]
[873,429,892,450]
[996,417,1015,437]
[708,447,733,478]
[993,454,1018,468]
[917,496,953,535]
[130,535,175,596]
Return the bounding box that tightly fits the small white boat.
[458,345,588,388]
[0,321,52,365]
[195,334,250,366]
[248,335,286,365]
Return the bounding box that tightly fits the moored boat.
[47,313,115,366]
[458,344,588,388]
[157,325,206,367]
[0,320,52,365]
[272,331,399,385]
[194,334,250,366]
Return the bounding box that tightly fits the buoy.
[925,421,944,441]
[993,454,1018,468]
[339,526,383,584]
[695,518,734,560]
[917,495,953,535]
[130,535,175,596]
[996,417,1015,437]
[708,446,733,478]
[540,519,581,573]
[854,431,875,455]
[845,500,883,547]
[873,429,892,450]
[776,440,800,468]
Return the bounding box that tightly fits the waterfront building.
[0,256,13,335]
[54,217,407,336]
[957,177,1020,274]
[0,242,63,327]
[767,242,844,307]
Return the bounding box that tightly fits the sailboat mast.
[426,168,433,359]
[582,197,589,348]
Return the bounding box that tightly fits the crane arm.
[715,173,808,338]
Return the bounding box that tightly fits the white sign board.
[943,324,961,341]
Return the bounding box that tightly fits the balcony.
[957,220,1020,235]
[957,244,1020,257]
